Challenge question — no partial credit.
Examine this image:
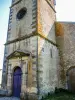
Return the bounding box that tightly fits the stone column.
[2,59,8,89]
[27,54,33,91]
[21,61,27,98]
[7,64,12,96]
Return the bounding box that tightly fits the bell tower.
[2,0,58,99]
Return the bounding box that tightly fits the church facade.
[2,0,75,99]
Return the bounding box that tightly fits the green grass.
[41,92,75,100]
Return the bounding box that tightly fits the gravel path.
[0,97,20,100]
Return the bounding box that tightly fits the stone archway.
[67,67,75,92]
[13,67,22,97]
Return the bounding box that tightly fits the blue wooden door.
[13,67,22,97]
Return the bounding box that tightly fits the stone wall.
[38,36,59,98]
[5,36,38,98]
[5,36,37,57]
[2,36,38,91]
[37,0,56,42]
[56,22,75,88]
[7,0,37,41]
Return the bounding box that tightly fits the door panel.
[67,68,75,92]
[13,67,22,97]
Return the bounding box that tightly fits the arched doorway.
[67,67,75,92]
[13,67,22,97]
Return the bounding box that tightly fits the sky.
[55,0,75,22]
[0,0,75,83]
[0,0,11,84]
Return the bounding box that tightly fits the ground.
[41,92,75,100]
[0,97,20,100]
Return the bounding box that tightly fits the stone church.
[1,0,75,99]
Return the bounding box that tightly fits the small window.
[16,7,27,20]
[50,49,53,58]
[42,48,44,52]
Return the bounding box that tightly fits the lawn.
[41,92,75,100]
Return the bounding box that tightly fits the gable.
[7,50,30,59]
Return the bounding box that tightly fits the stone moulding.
[5,32,57,47]
[10,0,22,8]
[5,32,36,45]
[6,50,35,59]
[45,0,56,13]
